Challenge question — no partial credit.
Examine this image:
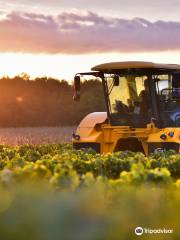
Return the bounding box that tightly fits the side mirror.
[114,75,120,86]
[73,75,81,101]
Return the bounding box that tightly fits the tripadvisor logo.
[135,227,143,236]
[134,226,173,236]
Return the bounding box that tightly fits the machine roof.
[91,61,180,72]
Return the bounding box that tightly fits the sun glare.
[0,51,180,81]
[16,96,23,103]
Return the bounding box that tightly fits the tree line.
[0,75,106,127]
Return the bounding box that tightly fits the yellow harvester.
[72,62,180,155]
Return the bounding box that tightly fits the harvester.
[72,62,180,155]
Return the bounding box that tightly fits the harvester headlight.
[168,131,174,138]
[160,134,167,140]
[72,132,80,141]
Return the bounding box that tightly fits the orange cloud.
[0,11,180,54]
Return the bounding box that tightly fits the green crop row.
[0,144,180,240]
[0,144,179,190]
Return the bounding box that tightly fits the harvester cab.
[73,62,180,155]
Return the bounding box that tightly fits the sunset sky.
[0,0,180,80]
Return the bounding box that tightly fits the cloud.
[0,11,180,54]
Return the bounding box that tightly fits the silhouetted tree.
[0,76,106,127]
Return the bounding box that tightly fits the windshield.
[105,72,180,128]
[155,73,180,127]
[105,74,151,127]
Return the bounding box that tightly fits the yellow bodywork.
[73,112,180,155]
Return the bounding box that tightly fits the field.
[0,127,74,145]
[0,134,179,239]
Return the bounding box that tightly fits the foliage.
[0,144,180,239]
[0,144,179,189]
[0,76,105,127]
